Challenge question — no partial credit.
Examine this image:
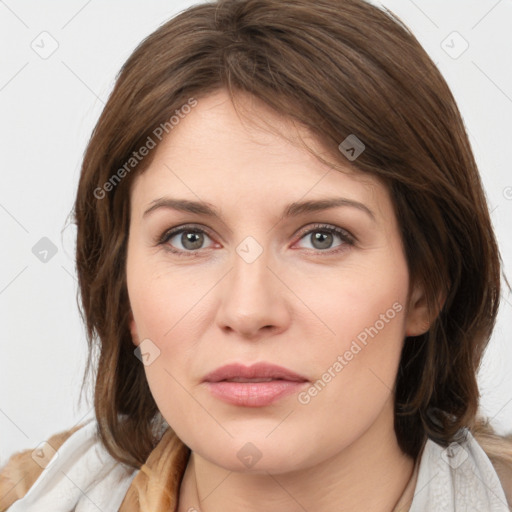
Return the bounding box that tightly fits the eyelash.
[156,223,356,257]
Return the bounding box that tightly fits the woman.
[1,0,511,510]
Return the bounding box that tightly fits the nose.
[214,241,290,339]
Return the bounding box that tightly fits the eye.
[157,223,355,257]
[294,223,355,254]
[158,225,215,256]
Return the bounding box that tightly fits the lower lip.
[204,380,308,407]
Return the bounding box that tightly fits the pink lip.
[202,362,308,383]
[202,362,309,407]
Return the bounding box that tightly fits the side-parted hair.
[73,0,510,470]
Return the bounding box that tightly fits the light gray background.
[1,0,511,466]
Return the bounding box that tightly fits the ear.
[128,311,140,346]
[405,282,445,337]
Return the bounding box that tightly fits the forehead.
[130,89,385,218]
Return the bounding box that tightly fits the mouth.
[202,362,308,383]
[221,377,281,382]
[202,362,309,407]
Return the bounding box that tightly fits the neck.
[177,400,415,512]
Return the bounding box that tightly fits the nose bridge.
[230,233,274,301]
[215,232,288,336]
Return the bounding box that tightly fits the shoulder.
[472,418,512,508]
[0,423,82,509]
[0,420,138,511]
[492,460,512,508]
[410,426,512,510]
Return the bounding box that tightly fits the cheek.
[130,278,201,427]
[296,256,409,397]
[128,275,197,378]
[127,252,205,342]
[303,260,408,346]
[126,259,212,412]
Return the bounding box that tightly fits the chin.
[189,435,317,475]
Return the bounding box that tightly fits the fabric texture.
[1,419,510,511]
[408,429,510,511]
[2,420,137,512]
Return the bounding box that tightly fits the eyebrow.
[143,196,375,222]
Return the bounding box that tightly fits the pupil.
[183,232,203,249]
[313,231,332,249]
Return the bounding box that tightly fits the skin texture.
[126,88,430,512]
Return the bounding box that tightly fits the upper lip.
[202,362,308,383]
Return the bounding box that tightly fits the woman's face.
[126,88,428,473]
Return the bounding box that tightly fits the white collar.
[409,429,509,511]
[8,419,137,511]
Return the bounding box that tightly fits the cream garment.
[4,419,510,511]
[408,429,510,511]
[6,419,138,512]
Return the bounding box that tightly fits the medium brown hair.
[73,0,508,469]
